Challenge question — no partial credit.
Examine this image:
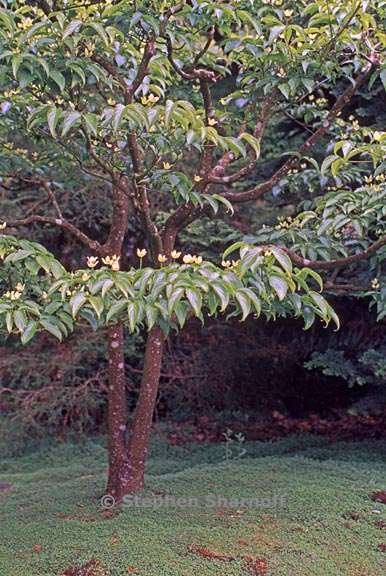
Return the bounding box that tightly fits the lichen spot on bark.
[111,340,120,349]
[118,362,124,369]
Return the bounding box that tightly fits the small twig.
[40,180,63,219]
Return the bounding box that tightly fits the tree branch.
[4,215,103,253]
[128,37,156,102]
[91,36,155,105]
[127,133,162,259]
[192,27,215,67]
[221,54,378,203]
[281,235,386,270]
[199,80,216,176]
[40,180,63,219]
[165,36,219,83]
[90,54,131,102]
[208,93,276,184]
[162,95,277,250]
[324,281,370,292]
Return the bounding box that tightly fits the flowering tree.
[0,0,385,499]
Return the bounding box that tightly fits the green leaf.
[5,311,13,333]
[235,290,251,321]
[36,254,52,274]
[102,279,114,297]
[202,194,219,214]
[309,290,329,317]
[224,136,247,158]
[164,99,175,126]
[299,268,323,292]
[278,83,290,99]
[0,10,15,33]
[14,310,27,332]
[185,287,202,317]
[114,275,134,298]
[240,288,261,316]
[40,318,62,340]
[211,282,230,312]
[50,69,66,92]
[70,292,87,317]
[302,306,315,330]
[87,22,109,45]
[380,69,386,91]
[112,103,126,133]
[58,311,74,332]
[80,308,98,330]
[174,301,189,328]
[88,295,104,318]
[223,241,246,259]
[239,132,261,158]
[49,259,65,279]
[12,55,22,78]
[145,304,158,330]
[83,113,98,136]
[63,19,82,39]
[4,250,33,263]
[269,275,288,301]
[328,306,340,331]
[25,21,49,40]
[47,106,61,138]
[21,321,38,344]
[268,25,285,44]
[167,287,185,315]
[331,158,344,177]
[271,247,292,274]
[211,194,234,215]
[106,300,126,323]
[44,301,63,315]
[61,110,81,137]
[17,69,32,89]
[127,302,139,332]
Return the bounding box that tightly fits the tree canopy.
[0,0,385,343]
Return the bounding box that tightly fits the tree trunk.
[105,323,131,499]
[105,325,164,499]
[124,326,164,492]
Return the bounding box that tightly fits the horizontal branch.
[4,215,102,253]
[323,281,369,292]
[281,235,386,270]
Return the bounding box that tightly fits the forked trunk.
[105,325,164,499]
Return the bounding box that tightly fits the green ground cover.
[1,435,385,575]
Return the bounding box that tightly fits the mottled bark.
[124,326,165,492]
[105,323,130,498]
[100,181,134,499]
[105,325,165,498]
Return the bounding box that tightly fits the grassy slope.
[1,436,385,576]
